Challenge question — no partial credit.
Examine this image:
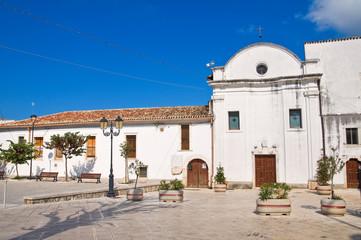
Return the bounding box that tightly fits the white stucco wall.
[0,121,212,183]
[305,38,361,185]
[210,42,323,187]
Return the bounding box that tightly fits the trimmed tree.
[328,147,345,199]
[44,132,88,181]
[0,140,38,177]
[120,141,132,183]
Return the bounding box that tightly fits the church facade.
[0,37,360,188]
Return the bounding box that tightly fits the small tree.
[0,140,38,177]
[315,156,331,186]
[328,147,345,199]
[214,163,226,184]
[44,132,88,181]
[120,141,133,183]
[129,159,144,189]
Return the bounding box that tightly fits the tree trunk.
[125,157,129,183]
[16,164,19,177]
[65,157,68,181]
[135,175,138,189]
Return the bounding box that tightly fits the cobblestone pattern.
[0,189,360,240]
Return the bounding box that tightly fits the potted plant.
[320,148,346,216]
[256,182,292,216]
[315,156,331,195]
[214,164,227,192]
[126,159,144,201]
[159,179,184,202]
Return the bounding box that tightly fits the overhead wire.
[0,45,207,90]
[0,2,205,79]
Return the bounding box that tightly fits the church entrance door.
[187,159,208,188]
[346,159,360,188]
[255,154,276,187]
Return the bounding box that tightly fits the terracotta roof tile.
[0,105,212,128]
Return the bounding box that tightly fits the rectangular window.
[126,135,136,158]
[181,125,190,150]
[18,136,25,143]
[87,136,96,157]
[34,137,43,157]
[228,111,240,130]
[289,109,302,128]
[55,148,63,159]
[139,166,147,178]
[346,128,359,144]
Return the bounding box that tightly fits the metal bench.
[0,171,4,179]
[36,172,58,182]
[77,173,101,183]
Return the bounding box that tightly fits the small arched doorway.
[187,159,208,188]
[346,159,360,188]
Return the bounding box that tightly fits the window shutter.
[181,125,190,150]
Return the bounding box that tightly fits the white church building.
[0,37,360,189]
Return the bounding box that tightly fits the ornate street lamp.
[100,116,123,197]
[29,114,37,180]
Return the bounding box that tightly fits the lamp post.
[100,116,123,197]
[29,114,37,180]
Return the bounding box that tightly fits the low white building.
[0,37,360,189]
[0,106,213,187]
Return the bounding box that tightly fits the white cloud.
[306,0,361,35]
[238,24,256,34]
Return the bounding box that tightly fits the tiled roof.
[305,36,361,44]
[0,105,212,128]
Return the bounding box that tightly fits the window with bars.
[181,125,190,150]
[126,135,136,158]
[34,137,43,158]
[139,166,148,178]
[87,136,96,158]
[289,109,302,128]
[228,111,240,130]
[18,136,25,143]
[346,128,359,145]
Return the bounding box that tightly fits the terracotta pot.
[126,189,143,201]
[256,198,291,216]
[317,185,331,195]
[320,198,346,216]
[159,190,183,202]
[214,183,227,192]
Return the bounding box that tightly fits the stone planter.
[317,185,331,195]
[320,198,346,216]
[159,190,183,202]
[214,183,227,192]
[256,199,291,216]
[126,188,143,201]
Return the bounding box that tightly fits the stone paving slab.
[0,189,360,240]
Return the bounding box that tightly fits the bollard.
[3,180,7,209]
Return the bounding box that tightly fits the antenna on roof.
[206,60,215,68]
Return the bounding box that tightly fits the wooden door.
[346,159,360,188]
[187,159,208,188]
[255,155,276,187]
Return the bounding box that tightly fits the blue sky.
[1,0,360,120]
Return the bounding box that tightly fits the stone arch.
[187,159,209,188]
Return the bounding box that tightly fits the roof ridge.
[305,36,361,44]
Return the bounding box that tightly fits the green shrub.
[159,179,184,191]
[315,156,330,186]
[259,183,291,201]
[170,179,184,190]
[214,164,226,184]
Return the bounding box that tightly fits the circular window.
[256,64,268,75]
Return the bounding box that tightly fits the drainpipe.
[211,118,214,188]
[317,80,326,156]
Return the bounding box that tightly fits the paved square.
[0,188,360,240]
